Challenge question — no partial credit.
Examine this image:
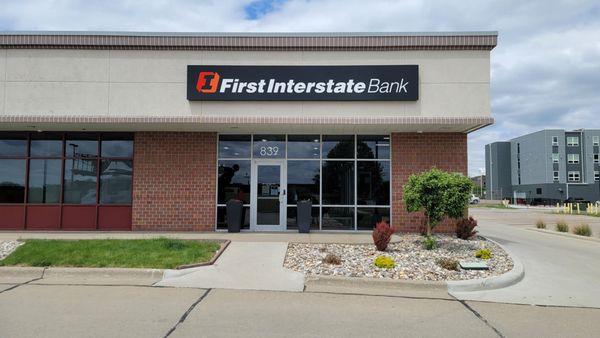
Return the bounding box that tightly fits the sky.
[1,0,599,176]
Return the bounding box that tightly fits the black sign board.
[187,65,418,101]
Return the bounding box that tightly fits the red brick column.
[132,132,216,231]
[391,133,468,233]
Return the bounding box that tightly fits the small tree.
[403,168,473,236]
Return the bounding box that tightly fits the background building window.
[594,154,599,163]
[595,171,599,182]
[552,153,559,163]
[567,154,580,164]
[536,188,543,195]
[568,171,580,182]
[593,136,600,146]
[567,136,579,146]
[552,136,559,146]
[553,171,559,182]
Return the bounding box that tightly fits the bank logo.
[196,72,220,93]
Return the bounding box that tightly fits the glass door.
[251,160,286,231]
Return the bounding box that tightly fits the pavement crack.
[163,288,212,338]
[0,267,47,294]
[457,299,505,338]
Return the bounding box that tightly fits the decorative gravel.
[0,241,23,260]
[284,235,513,281]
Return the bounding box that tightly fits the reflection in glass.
[357,207,390,230]
[287,135,320,159]
[0,159,26,203]
[357,161,390,205]
[101,134,134,157]
[28,159,62,203]
[322,161,354,205]
[253,135,286,159]
[0,135,27,157]
[357,135,390,159]
[219,135,251,158]
[218,160,251,204]
[66,134,98,158]
[31,134,62,157]
[217,206,250,230]
[256,165,281,225]
[287,206,319,230]
[100,160,133,204]
[322,207,354,230]
[322,135,354,159]
[287,161,319,204]
[63,159,98,204]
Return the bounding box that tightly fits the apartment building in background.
[486,129,600,204]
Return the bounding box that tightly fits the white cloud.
[1,0,599,176]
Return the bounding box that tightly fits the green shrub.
[437,257,459,271]
[475,248,492,260]
[322,253,342,265]
[403,168,473,236]
[535,219,546,229]
[422,236,437,250]
[573,224,592,237]
[374,255,395,269]
[556,221,569,233]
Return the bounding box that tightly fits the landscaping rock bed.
[284,235,513,281]
[0,241,23,260]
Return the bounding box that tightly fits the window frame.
[552,136,559,146]
[595,171,600,182]
[567,153,580,164]
[215,134,392,231]
[568,171,581,182]
[553,171,559,182]
[566,136,579,147]
[593,136,600,146]
[552,153,559,163]
[594,154,599,163]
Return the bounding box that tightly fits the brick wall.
[132,132,216,231]
[391,133,468,233]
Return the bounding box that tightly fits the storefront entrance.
[251,160,287,231]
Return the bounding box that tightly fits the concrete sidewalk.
[156,242,305,292]
[0,230,376,243]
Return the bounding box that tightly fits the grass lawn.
[0,238,221,269]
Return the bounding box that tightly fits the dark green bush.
[422,236,437,250]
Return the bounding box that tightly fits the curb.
[176,240,231,269]
[446,237,524,293]
[305,275,446,290]
[42,267,164,280]
[0,266,45,279]
[528,228,600,243]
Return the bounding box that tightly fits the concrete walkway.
[155,242,305,292]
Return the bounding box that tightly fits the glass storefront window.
[100,160,133,204]
[322,135,354,159]
[66,134,98,158]
[219,135,251,158]
[30,133,63,157]
[28,159,62,203]
[101,134,134,158]
[357,207,390,230]
[253,135,286,159]
[322,207,354,230]
[322,161,354,205]
[0,134,27,157]
[287,160,320,204]
[287,135,320,159]
[357,161,390,205]
[0,159,26,203]
[357,135,390,159]
[218,160,251,204]
[63,159,98,204]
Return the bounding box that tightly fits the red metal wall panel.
[98,206,132,230]
[0,205,25,230]
[61,206,96,230]
[26,205,61,230]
